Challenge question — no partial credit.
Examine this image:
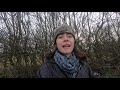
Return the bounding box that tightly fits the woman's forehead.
[57,32,72,36]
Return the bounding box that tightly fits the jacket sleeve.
[88,65,95,78]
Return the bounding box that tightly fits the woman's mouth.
[62,44,70,48]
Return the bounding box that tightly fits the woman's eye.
[58,36,63,38]
[68,35,73,38]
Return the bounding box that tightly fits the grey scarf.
[54,51,80,78]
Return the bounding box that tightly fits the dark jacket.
[37,58,95,78]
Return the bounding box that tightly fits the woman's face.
[56,33,75,57]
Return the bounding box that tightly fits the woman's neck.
[65,53,72,58]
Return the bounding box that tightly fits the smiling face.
[56,33,75,57]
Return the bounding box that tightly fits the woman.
[37,24,95,78]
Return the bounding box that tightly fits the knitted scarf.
[54,51,80,78]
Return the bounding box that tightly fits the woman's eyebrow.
[60,32,71,35]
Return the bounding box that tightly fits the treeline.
[0,12,120,78]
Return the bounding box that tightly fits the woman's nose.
[63,36,69,42]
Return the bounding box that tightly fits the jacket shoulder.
[37,62,52,78]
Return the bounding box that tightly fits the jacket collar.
[46,58,56,64]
